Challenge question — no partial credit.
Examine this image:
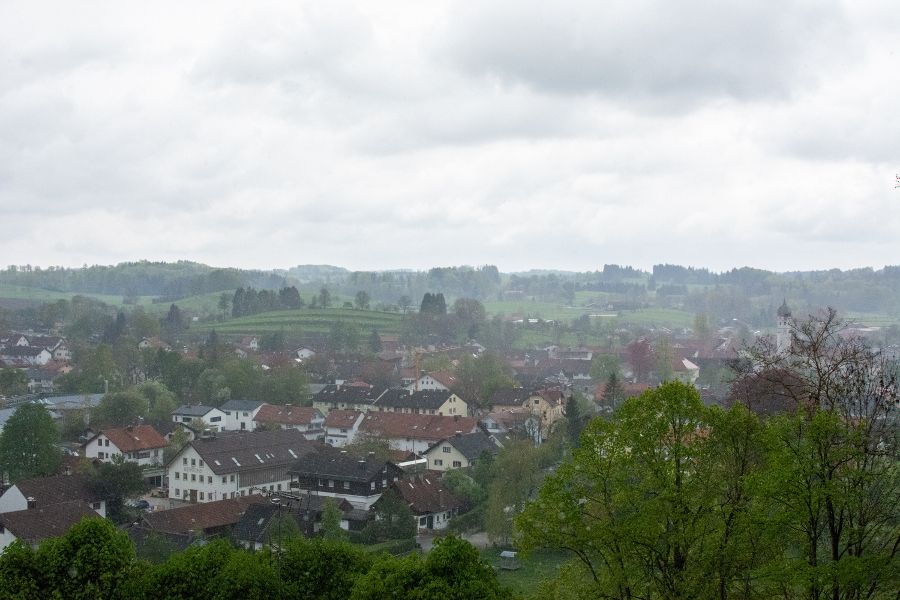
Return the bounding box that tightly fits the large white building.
[166,429,314,503]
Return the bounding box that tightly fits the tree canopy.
[0,403,61,483]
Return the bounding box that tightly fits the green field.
[192,307,404,336]
[0,284,157,307]
[480,548,570,598]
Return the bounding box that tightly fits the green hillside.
[192,307,404,337]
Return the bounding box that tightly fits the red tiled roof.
[324,410,363,428]
[0,502,97,545]
[253,404,322,426]
[359,412,477,442]
[97,425,167,453]
[428,371,457,388]
[393,477,463,515]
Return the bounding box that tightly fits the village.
[0,295,836,557]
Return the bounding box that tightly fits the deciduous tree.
[0,403,61,483]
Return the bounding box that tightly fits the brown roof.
[12,473,102,508]
[0,502,97,545]
[324,410,364,428]
[142,495,265,534]
[393,477,463,515]
[94,425,167,453]
[253,404,322,427]
[427,371,457,388]
[359,412,477,442]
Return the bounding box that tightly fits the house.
[165,429,315,503]
[287,446,404,510]
[324,410,366,447]
[219,399,265,432]
[239,336,260,352]
[406,371,457,392]
[0,472,106,517]
[357,412,478,454]
[83,425,167,467]
[0,346,52,367]
[489,388,532,410]
[311,384,386,415]
[423,430,500,471]
[253,405,325,440]
[233,495,359,549]
[672,358,700,386]
[481,409,543,445]
[142,494,266,538]
[172,405,227,431]
[138,337,172,352]
[374,389,468,417]
[388,476,463,531]
[296,347,316,361]
[0,501,97,551]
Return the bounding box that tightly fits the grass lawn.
[480,547,571,598]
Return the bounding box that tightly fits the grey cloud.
[438,0,849,108]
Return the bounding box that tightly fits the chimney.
[26,497,36,510]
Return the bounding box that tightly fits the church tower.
[776,299,792,354]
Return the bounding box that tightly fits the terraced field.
[192,307,404,336]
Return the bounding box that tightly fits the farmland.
[192,307,405,337]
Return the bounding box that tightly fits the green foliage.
[358,490,416,543]
[0,368,28,397]
[37,517,136,599]
[486,441,543,546]
[453,352,515,410]
[320,498,348,541]
[87,459,149,523]
[279,537,372,600]
[135,380,178,422]
[0,402,61,483]
[92,390,149,428]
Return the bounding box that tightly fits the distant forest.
[4,261,900,326]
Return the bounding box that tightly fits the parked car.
[127,499,151,510]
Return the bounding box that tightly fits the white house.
[405,371,457,392]
[253,405,324,440]
[166,429,314,503]
[0,472,106,518]
[373,389,468,417]
[357,412,478,455]
[172,405,227,431]
[324,410,366,447]
[0,501,97,551]
[388,476,463,531]
[296,347,316,360]
[219,399,264,431]
[83,425,167,467]
[423,430,500,472]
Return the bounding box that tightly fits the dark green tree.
[0,403,61,483]
[92,390,148,427]
[368,329,382,353]
[0,368,28,397]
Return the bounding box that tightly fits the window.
[91,502,101,510]
[230,475,235,482]
[382,479,387,487]
[199,460,204,468]
[199,492,204,500]
[452,461,462,468]
[210,416,221,422]
[175,488,179,495]
[328,480,334,488]
[343,481,350,490]
[183,458,187,466]
[175,472,180,480]
[370,481,376,491]
[191,474,196,481]
[340,428,347,433]
[222,476,227,484]
[433,459,443,466]
[419,517,427,526]
[225,411,231,416]
[207,476,212,484]
[442,446,451,453]
[277,484,282,491]
[242,412,248,416]
[231,492,235,499]
[191,459,196,466]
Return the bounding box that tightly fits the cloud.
[438,0,850,109]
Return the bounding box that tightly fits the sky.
[1,0,898,274]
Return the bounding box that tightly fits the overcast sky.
[1,1,898,274]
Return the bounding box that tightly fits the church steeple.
[776,299,791,354]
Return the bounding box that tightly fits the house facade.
[83,425,167,467]
[288,447,403,510]
[165,429,314,503]
[423,430,500,472]
[323,410,365,447]
[219,399,264,432]
[253,405,325,440]
[373,389,468,417]
[172,405,227,431]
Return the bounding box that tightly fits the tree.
[134,380,177,422]
[693,312,712,341]
[517,382,732,599]
[0,403,61,483]
[365,489,416,542]
[626,338,653,382]
[485,441,543,545]
[0,368,28,397]
[732,308,900,599]
[87,458,149,523]
[320,499,347,541]
[398,295,412,314]
[590,353,620,381]
[354,291,371,310]
[218,293,231,318]
[453,352,514,410]
[92,390,148,428]
[368,329,383,353]
[600,371,625,411]
[565,395,584,447]
[318,287,332,309]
